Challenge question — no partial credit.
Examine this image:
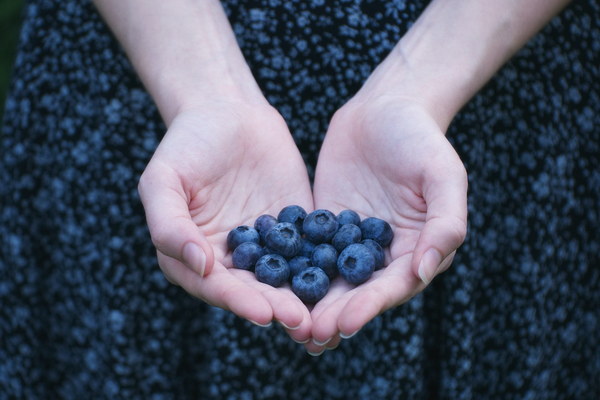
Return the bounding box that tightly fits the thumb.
[138,167,214,276]
[412,164,468,285]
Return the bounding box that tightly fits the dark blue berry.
[232,242,264,271]
[303,209,339,244]
[337,209,361,226]
[311,243,338,280]
[331,223,362,252]
[360,217,394,247]
[288,256,312,277]
[361,239,385,270]
[255,254,290,287]
[292,267,330,304]
[264,222,302,258]
[254,214,277,243]
[227,225,260,251]
[337,243,375,285]
[277,205,307,234]
[299,239,317,258]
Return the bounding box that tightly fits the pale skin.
[93,0,571,354]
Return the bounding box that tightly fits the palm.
[310,99,467,344]
[139,102,313,338]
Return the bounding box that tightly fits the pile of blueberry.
[227,206,393,304]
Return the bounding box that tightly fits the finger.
[310,279,356,343]
[282,318,312,345]
[139,165,214,276]
[336,259,423,336]
[280,299,313,345]
[230,268,311,341]
[325,335,342,351]
[157,251,274,326]
[303,341,327,357]
[280,307,313,345]
[412,161,468,284]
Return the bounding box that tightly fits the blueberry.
[254,214,277,243]
[277,205,307,234]
[337,209,361,226]
[331,223,362,252]
[262,246,278,256]
[264,222,302,258]
[299,239,317,258]
[227,225,260,251]
[337,243,375,285]
[292,267,330,304]
[303,209,339,244]
[360,217,394,247]
[311,243,338,280]
[232,242,264,271]
[255,254,290,287]
[361,239,385,270]
[288,256,312,277]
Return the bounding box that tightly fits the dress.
[1,0,598,399]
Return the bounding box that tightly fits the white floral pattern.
[1,0,599,398]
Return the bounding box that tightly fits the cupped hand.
[307,96,468,353]
[138,100,314,341]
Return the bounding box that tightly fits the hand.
[307,96,468,353]
[138,100,314,342]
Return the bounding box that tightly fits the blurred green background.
[0,0,24,121]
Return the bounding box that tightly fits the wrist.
[352,50,459,132]
[94,0,268,126]
[352,0,571,132]
[152,57,268,126]
[128,0,268,126]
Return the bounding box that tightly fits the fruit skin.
[360,217,394,247]
[337,243,376,285]
[292,267,330,304]
[232,242,265,271]
[361,239,385,270]
[255,254,290,287]
[254,214,278,243]
[337,209,361,226]
[299,239,317,258]
[227,226,260,251]
[331,223,362,252]
[264,222,302,258]
[311,243,339,280]
[303,209,339,244]
[277,205,307,234]
[288,256,312,278]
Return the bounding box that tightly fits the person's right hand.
[138,100,314,342]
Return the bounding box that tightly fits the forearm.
[360,0,571,130]
[93,0,265,125]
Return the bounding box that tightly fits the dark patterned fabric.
[1,0,599,399]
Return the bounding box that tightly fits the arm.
[308,0,572,353]
[92,0,314,339]
[92,0,265,125]
[361,0,572,129]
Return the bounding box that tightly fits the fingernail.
[182,242,206,276]
[307,349,325,357]
[326,343,339,351]
[312,337,331,346]
[249,320,272,328]
[339,330,359,339]
[279,321,301,331]
[418,248,443,285]
[293,337,310,344]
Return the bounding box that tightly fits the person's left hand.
[304,96,468,354]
